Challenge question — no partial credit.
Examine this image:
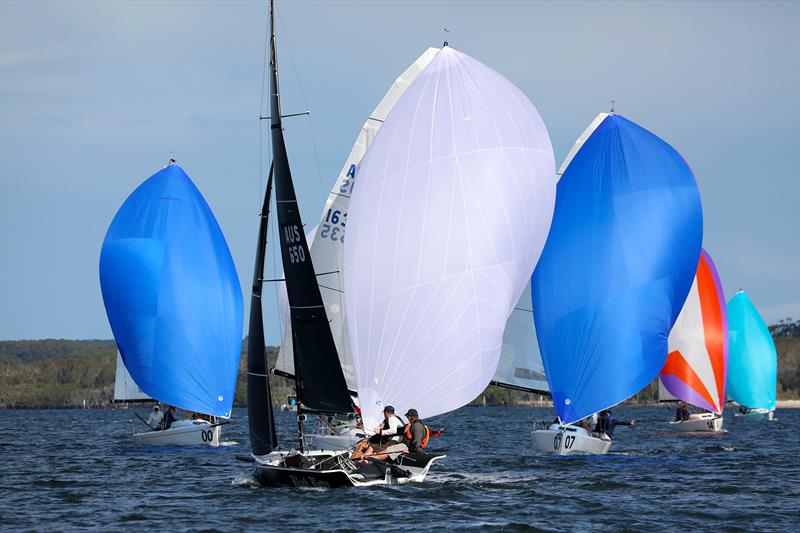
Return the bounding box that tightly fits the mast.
[268,0,352,424]
[247,163,278,456]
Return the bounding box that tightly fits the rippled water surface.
[1,406,798,531]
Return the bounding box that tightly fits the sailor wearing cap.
[369,405,404,446]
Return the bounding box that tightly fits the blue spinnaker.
[726,291,777,410]
[99,163,243,417]
[532,114,703,423]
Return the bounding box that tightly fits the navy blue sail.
[532,114,703,424]
[99,162,243,417]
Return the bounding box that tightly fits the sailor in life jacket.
[369,405,404,446]
[402,409,430,453]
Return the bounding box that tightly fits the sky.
[1,0,798,344]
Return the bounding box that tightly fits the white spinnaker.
[664,275,722,411]
[113,352,151,402]
[274,48,439,390]
[345,46,557,430]
[492,282,548,392]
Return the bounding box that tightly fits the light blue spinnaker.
[99,162,243,417]
[726,290,777,410]
[532,113,703,424]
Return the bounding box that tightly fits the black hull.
[254,465,356,488]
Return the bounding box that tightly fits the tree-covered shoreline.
[2,320,798,409]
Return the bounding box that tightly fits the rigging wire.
[276,9,328,201]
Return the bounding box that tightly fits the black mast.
[268,1,352,420]
[247,163,278,456]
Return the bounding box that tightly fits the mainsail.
[532,113,703,424]
[726,290,777,410]
[275,48,439,391]
[99,162,243,417]
[247,164,279,455]
[660,249,728,413]
[113,352,151,402]
[267,1,350,415]
[344,46,557,430]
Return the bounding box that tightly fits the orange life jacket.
[404,420,430,449]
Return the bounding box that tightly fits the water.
[1,406,798,531]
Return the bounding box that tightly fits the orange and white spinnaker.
[659,249,728,413]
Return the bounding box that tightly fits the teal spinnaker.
[726,291,777,410]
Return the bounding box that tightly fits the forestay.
[99,163,243,417]
[660,250,728,413]
[344,46,556,430]
[275,48,439,391]
[726,290,777,410]
[113,352,152,402]
[532,113,703,424]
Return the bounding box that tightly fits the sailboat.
[530,112,703,455]
[659,249,728,432]
[113,352,152,404]
[242,2,556,487]
[727,290,777,421]
[273,47,440,451]
[100,161,244,446]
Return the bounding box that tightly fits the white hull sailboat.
[733,407,774,421]
[668,412,724,432]
[531,424,611,456]
[132,419,223,446]
[529,112,704,455]
[100,162,243,447]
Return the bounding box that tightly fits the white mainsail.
[492,283,548,392]
[274,48,439,390]
[113,352,151,402]
[344,46,557,430]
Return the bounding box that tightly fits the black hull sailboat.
[241,0,443,488]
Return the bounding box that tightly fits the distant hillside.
[1,319,798,408]
[0,339,293,409]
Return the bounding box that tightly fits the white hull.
[733,408,774,421]
[132,420,221,446]
[531,424,611,455]
[668,413,724,432]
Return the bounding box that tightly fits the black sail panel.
[247,164,278,455]
[267,2,352,414]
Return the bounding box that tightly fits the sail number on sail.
[284,225,307,263]
[320,208,346,242]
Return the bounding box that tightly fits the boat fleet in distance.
[98,1,778,485]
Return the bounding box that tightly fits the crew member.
[675,401,690,422]
[147,405,163,429]
[369,405,404,446]
[593,409,635,438]
[159,405,177,430]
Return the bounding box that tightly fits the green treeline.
[1,320,798,408]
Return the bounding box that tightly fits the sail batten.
[345,46,556,430]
